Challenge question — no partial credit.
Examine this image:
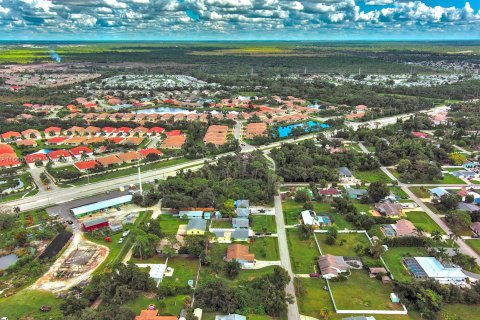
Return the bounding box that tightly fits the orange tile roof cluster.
[85,137,106,144]
[139,148,163,157]
[74,160,98,171]
[70,146,92,156]
[1,131,21,140]
[64,136,87,145]
[122,137,144,145]
[97,154,123,166]
[203,125,229,146]
[160,135,187,149]
[135,310,178,320]
[226,244,255,262]
[48,149,71,160]
[117,151,142,162]
[245,122,267,139]
[0,143,20,167]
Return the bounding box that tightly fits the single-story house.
[318,188,341,197]
[180,210,204,219]
[71,194,133,217]
[452,170,476,179]
[69,146,93,159]
[25,153,48,168]
[16,139,37,148]
[186,219,207,235]
[212,230,231,243]
[48,149,72,162]
[235,207,250,217]
[317,254,349,279]
[225,244,255,268]
[369,267,387,277]
[231,229,250,241]
[471,222,480,237]
[429,187,448,199]
[232,218,249,229]
[338,167,353,181]
[457,202,480,213]
[392,219,417,237]
[235,199,250,208]
[375,203,403,217]
[345,187,368,199]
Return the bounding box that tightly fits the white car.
[122,230,130,237]
[118,237,124,244]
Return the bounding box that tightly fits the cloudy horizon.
[0,0,479,40]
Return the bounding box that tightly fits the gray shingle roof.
[232,218,249,228]
[187,218,207,231]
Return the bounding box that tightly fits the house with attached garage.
[225,244,255,269]
[231,229,250,241]
[429,187,448,199]
[375,203,403,217]
[232,218,249,229]
[317,254,349,279]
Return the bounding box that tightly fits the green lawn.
[296,278,335,317]
[406,211,445,234]
[382,247,429,282]
[282,200,304,225]
[162,256,200,287]
[351,200,374,214]
[86,210,152,274]
[316,233,371,256]
[439,303,480,320]
[286,229,320,274]
[465,239,480,256]
[210,219,233,229]
[249,237,280,261]
[124,293,187,316]
[329,269,402,311]
[409,186,431,198]
[0,289,63,320]
[158,214,187,236]
[390,186,409,199]
[251,215,277,233]
[67,158,190,187]
[353,169,392,183]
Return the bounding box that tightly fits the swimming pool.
[277,120,329,138]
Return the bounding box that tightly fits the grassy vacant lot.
[210,219,233,229]
[329,270,402,311]
[406,211,445,234]
[382,247,429,283]
[286,229,320,274]
[124,293,187,316]
[409,186,431,198]
[158,214,187,236]
[162,256,199,287]
[390,186,408,199]
[352,200,374,215]
[249,237,280,261]
[316,233,370,256]
[296,278,334,317]
[440,303,480,320]
[68,158,190,187]
[282,199,304,225]
[465,239,480,255]
[354,169,392,183]
[0,289,62,320]
[251,215,277,233]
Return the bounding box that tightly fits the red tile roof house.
[412,131,428,139]
[74,160,98,172]
[0,144,21,168]
[108,137,125,144]
[70,146,93,159]
[165,130,182,137]
[64,126,87,136]
[21,129,42,139]
[318,188,342,197]
[147,127,165,136]
[132,126,148,137]
[44,126,61,137]
[16,139,38,148]
[115,127,133,137]
[101,127,116,136]
[97,154,123,167]
[85,126,101,136]
[139,148,163,158]
[48,149,72,162]
[117,151,143,163]
[25,153,49,168]
[46,136,68,146]
[1,131,22,142]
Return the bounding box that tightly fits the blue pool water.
[277,121,329,138]
[37,149,52,154]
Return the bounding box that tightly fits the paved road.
[274,195,300,320]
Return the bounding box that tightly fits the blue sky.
[0,0,479,40]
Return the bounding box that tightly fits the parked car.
[122,230,130,237]
[66,220,73,225]
[309,273,320,278]
[118,237,124,244]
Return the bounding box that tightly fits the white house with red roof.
[1,131,22,142]
[115,127,132,137]
[48,149,72,162]
[44,126,61,137]
[25,153,49,168]
[21,129,42,139]
[101,127,116,136]
[46,137,68,145]
[69,146,93,159]
[74,160,98,172]
[147,127,165,136]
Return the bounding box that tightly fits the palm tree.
[414,226,425,237]
[431,230,443,241]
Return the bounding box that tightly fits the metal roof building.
[71,194,132,217]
